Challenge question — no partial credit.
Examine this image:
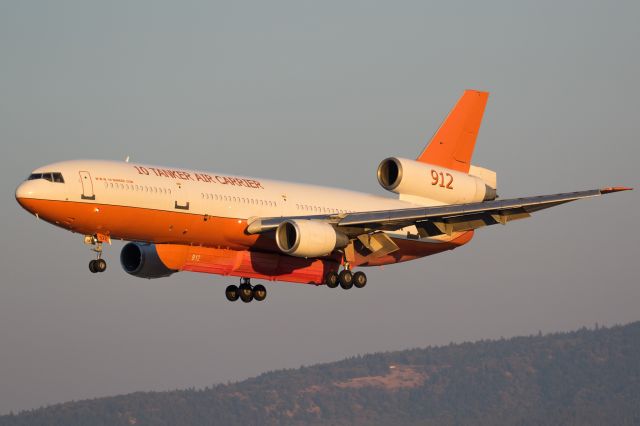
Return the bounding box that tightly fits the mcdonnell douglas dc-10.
[15,90,631,303]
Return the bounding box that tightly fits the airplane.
[15,90,631,303]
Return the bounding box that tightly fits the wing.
[246,187,631,237]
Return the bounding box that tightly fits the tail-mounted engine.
[120,242,177,279]
[276,219,349,258]
[377,157,497,204]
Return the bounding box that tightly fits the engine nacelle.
[276,219,349,258]
[120,242,177,279]
[377,157,496,204]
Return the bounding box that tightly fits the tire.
[325,271,339,288]
[88,260,98,273]
[225,285,239,302]
[239,283,253,303]
[253,284,267,301]
[339,270,353,290]
[96,259,107,272]
[353,271,367,288]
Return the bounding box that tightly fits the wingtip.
[600,186,633,194]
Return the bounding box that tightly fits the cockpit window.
[27,172,65,183]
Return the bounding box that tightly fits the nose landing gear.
[89,258,107,273]
[225,278,267,303]
[85,234,108,273]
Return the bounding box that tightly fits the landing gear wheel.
[225,285,239,302]
[95,258,107,273]
[253,284,267,302]
[353,271,367,288]
[89,260,98,273]
[339,270,353,289]
[239,283,254,303]
[325,271,339,288]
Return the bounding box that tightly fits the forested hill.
[2,322,639,426]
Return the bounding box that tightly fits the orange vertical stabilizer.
[416,90,489,173]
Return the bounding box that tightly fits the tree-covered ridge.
[2,322,639,425]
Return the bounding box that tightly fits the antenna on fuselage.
[125,156,130,163]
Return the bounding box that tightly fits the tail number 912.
[431,170,454,189]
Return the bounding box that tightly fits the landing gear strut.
[225,278,267,303]
[85,235,107,273]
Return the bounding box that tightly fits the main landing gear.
[324,267,367,290]
[225,278,267,303]
[85,235,107,273]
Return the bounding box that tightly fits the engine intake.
[377,157,496,204]
[276,219,349,258]
[120,242,177,279]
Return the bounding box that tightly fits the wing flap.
[357,232,400,257]
[417,208,532,237]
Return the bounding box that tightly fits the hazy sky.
[1,0,638,415]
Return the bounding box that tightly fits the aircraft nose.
[16,181,32,199]
[15,180,39,211]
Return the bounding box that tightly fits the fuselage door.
[79,171,95,200]
[174,183,190,211]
